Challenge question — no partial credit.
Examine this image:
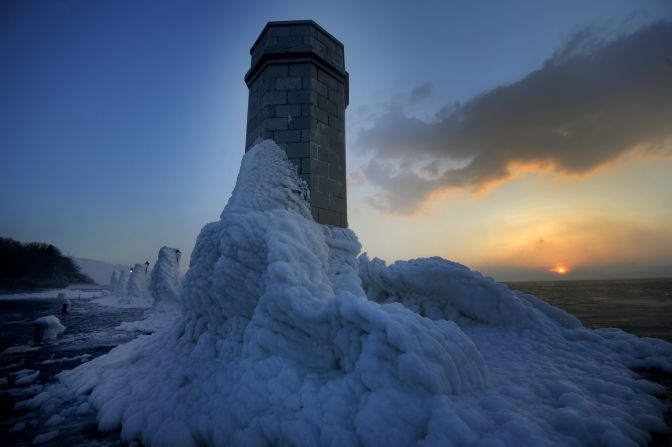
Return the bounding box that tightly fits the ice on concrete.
[92,292,153,310]
[32,429,60,445]
[115,270,130,297]
[358,254,581,332]
[13,369,40,386]
[127,263,149,299]
[114,309,180,334]
[99,264,153,308]
[113,247,184,332]
[40,354,91,365]
[109,271,118,292]
[33,315,65,344]
[149,246,181,306]
[25,140,672,446]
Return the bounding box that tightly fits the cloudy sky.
[1,0,671,280]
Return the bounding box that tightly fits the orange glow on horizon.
[548,263,571,275]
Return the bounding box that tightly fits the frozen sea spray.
[38,140,670,447]
[33,315,65,344]
[359,254,581,331]
[149,246,181,305]
[54,141,488,446]
[109,271,118,292]
[115,270,129,296]
[127,263,149,298]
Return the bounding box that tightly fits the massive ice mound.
[48,141,487,445]
[27,140,671,446]
[179,142,486,390]
[149,246,181,306]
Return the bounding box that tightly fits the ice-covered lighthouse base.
[33,141,671,446]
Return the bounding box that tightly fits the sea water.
[507,277,672,342]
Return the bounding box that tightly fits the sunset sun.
[548,264,571,275]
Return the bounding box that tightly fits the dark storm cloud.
[409,82,433,102]
[357,21,672,213]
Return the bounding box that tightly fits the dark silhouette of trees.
[0,237,93,290]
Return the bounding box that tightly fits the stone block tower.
[244,20,348,227]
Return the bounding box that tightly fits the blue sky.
[1,0,671,280]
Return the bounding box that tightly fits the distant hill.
[0,237,93,290]
[74,257,131,286]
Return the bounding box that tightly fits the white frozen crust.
[115,270,130,297]
[109,271,118,289]
[358,254,582,331]
[33,315,65,341]
[149,246,181,305]
[221,139,311,219]
[27,140,669,446]
[127,263,149,298]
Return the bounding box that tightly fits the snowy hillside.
[24,141,672,446]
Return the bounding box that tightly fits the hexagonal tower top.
[244,20,349,227]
